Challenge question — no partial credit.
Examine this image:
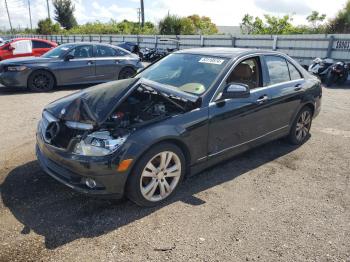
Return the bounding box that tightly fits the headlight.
[6,65,27,72]
[73,131,128,156]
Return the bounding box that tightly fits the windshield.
[0,39,12,47]
[42,44,75,58]
[138,53,229,95]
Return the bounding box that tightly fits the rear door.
[32,40,54,56]
[262,55,305,130]
[57,44,96,85]
[95,45,128,81]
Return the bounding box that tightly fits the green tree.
[307,11,326,28]
[328,0,350,33]
[158,14,218,35]
[187,15,218,34]
[53,0,77,30]
[159,15,185,35]
[37,18,61,35]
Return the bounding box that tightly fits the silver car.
[0,42,144,92]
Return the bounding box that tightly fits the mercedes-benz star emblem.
[44,122,60,143]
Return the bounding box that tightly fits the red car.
[0,38,57,61]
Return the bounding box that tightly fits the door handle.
[256,95,269,104]
[87,61,94,65]
[294,83,302,91]
[115,60,120,64]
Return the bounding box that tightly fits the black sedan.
[0,42,143,92]
[36,48,322,206]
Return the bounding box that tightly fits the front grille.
[40,110,83,150]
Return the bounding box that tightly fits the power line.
[4,0,13,34]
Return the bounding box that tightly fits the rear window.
[265,55,290,85]
[32,40,52,49]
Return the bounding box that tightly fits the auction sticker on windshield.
[199,57,225,65]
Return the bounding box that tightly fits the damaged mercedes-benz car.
[36,48,322,206]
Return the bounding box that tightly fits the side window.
[226,57,261,89]
[287,61,302,80]
[32,40,52,49]
[115,48,127,56]
[265,56,290,85]
[68,45,93,58]
[96,45,117,57]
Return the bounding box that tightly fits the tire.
[126,143,185,207]
[28,70,55,92]
[118,67,136,80]
[288,107,313,145]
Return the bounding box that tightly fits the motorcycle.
[308,58,349,86]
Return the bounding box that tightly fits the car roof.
[11,38,56,44]
[175,47,281,59]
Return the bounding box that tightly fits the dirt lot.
[0,84,349,262]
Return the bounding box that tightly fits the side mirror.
[8,45,15,51]
[64,54,74,61]
[221,83,250,99]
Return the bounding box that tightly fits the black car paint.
[36,48,322,197]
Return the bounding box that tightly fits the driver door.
[207,56,275,162]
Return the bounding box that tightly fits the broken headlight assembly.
[73,131,128,156]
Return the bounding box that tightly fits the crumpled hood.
[44,77,199,127]
[45,78,139,126]
[0,56,58,65]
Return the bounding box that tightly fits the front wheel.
[28,70,55,92]
[126,143,185,207]
[288,107,313,145]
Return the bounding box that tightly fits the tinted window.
[265,56,290,85]
[32,40,52,49]
[68,45,93,58]
[96,45,117,57]
[287,61,302,80]
[226,57,261,89]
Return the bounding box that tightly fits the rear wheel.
[118,67,136,80]
[28,70,55,92]
[126,143,185,207]
[288,107,313,145]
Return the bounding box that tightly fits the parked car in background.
[36,48,322,206]
[0,38,57,61]
[0,42,143,92]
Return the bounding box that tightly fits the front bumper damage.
[36,130,130,198]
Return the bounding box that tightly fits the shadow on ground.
[0,139,302,249]
[0,84,93,96]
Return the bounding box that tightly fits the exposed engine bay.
[44,84,199,156]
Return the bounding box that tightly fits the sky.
[0,0,348,30]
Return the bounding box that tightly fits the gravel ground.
[0,84,349,262]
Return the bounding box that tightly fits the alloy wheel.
[32,73,51,90]
[140,151,182,202]
[295,110,311,142]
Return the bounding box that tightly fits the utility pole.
[4,0,13,35]
[140,0,144,27]
[46,0,51,20]
[137,8,141,26]
[28,0,33,30]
